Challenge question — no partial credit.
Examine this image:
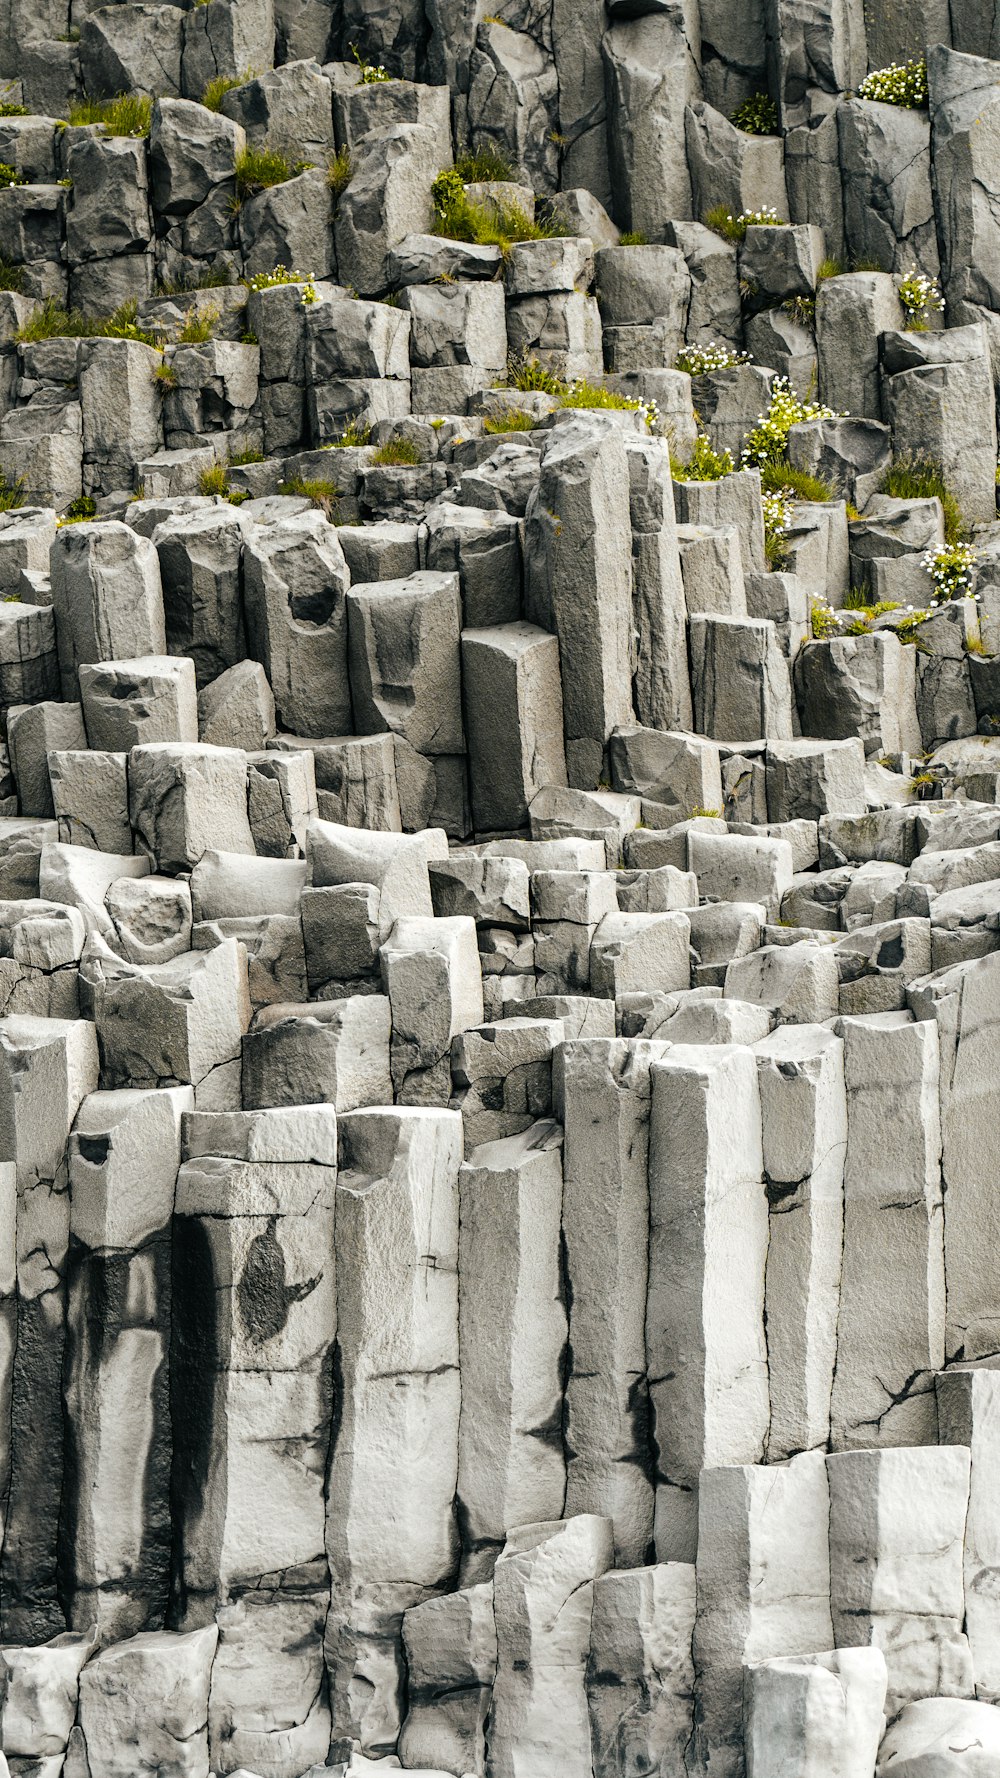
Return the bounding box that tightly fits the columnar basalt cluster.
[0,1,998,1777]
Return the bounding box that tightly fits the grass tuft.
[502,356,566,395]
[69,93,152,136]
[234,144,312,200]
[454,143,515,183]
[431,167,556,254]
[202,68,258,111]
[16,296,161,347]
[327,147,353,200]
[881,452,965,546]
[177,305,220,343]
[483,407,537,434]
[760,461,833,503]
[278,474,340,512]
[370,437,422,466]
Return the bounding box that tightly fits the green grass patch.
[670,434,734,482]
[881,451,965,545]
[327,147,353,200]
[228,446,264,465]
[454,143,515,183]
[558,379,642,413]
[618,230,648,246]
[431,167,555,253]
[484,407,537,434]
[502,356,566,395]
[69,93,152,136]
[177,305,220,343]
[0,260,24,293]
[199,464,231,496]
[760,461,834,503]
[0,470,24,511]
[278,474,340,509]
[158,266,232,295]
[201,69,258,111]
[705,203,785,242]
[325,418,372,447]
[370,438,422,466]
[235,144,312,200]
[16,296,161,347]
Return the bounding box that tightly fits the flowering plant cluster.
[858,58,928,108]
[898,267,944,330]
[762,488,792,565]
[921,542,979,600]
[244,265,318,302]
[351,44,392,82]
[675,342,751,375]
[671,434,734,482]
[742,378,839,468]
[705,204,786,243]
[810,596,934,640]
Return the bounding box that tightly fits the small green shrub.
[0,162,24,188]
[327,147,353,200]
[65,494,97,521]
[234,144,311,200]
[454,144,514,183]
[675,342,750,375]
[202,69,258,111]
[350,43,392,83]
[0,260,24,292]
[881,452,964,546]
[730,92,779,135]
[760,461,833,503]
[152,359,178,391]
[858,58,927,108]
[228,446,264,465]
[618,230,648,246]
[483,406,536,434]
[671,433,734,482]
[816,257,843,282]
[705,203,785,242]
[16,296,161,347]
[370,437,422,466]
[0,101,28,118]
[69,93,152,136]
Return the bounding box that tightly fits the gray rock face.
[1,4,1000,1773]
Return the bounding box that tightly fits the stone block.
[456,1121,566,1581]
[647,1045,769,1562]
